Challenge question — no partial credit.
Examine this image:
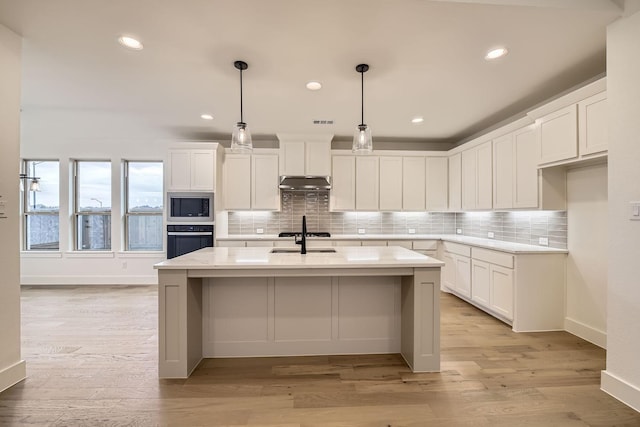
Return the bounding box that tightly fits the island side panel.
[401,268,441,372]
[158,269,203,378]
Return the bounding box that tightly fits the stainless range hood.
[279,176,331,191]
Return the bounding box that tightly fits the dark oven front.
[166,224,214,259]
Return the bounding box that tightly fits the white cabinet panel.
[448,153,462,211]
[355,156,379,211]
[279,137,331,176]
[274,277,332,341]
[493,134,514,210]
[490,265,514,321]
[426,157,448,210]
[191,150,215,191]
[471,259,490,307]
[578,92,608,156]
[442,252,456,291]
[538,104,578,165]
[305,141,332,176]
[223,154,251,210]
[330,155,356,211]
[379,156,403,211]
[513,125,539,208]
[167,150,191,191]
[167,147,216,192]
[454,255,471,299]
[402,157,426,211]
[252,154,279,210]
[461,149,477,210]
[280,142,305,176]
[476,142,493,210]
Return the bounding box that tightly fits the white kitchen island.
[154,246,444,378]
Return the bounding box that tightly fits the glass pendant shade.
[352,124,373,154]
[29,178,41,192]
[231,122,253,153]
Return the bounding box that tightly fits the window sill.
[64,251,115,259]
[21,251,63,258]
[117,251,166,258]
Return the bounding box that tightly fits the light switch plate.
[539,237,549,246]
[456,228,462,235]
[487,231,494,238]
[256,228,264,234]
[358,228,366,234]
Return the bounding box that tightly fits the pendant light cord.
[239,68,244,123]
[360,70,364,126]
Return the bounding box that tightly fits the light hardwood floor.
[1,285,639,426]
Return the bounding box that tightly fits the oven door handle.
[167,232,213,236]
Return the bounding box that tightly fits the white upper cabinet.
[379,156,403,211]
[402,157,426,211]
[493,125,539,209]
[167,144,219,192]
[278,134,332,176]
[425,157,448,211]
[355,156,379,211]
[448,153,462,211]
[578,91,608,156]
[330,155,355,211]
[462,142,492,210]
[252,154,280,210]
[537,104,578,165]
[223,152,279,211]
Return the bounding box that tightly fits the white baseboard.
[601,370,640,412]
[0,360,26,393]
[565,317,607,349]
[21,275,157,285]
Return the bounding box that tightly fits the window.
[124,161,163,251]
[74,161,111,250]
[22,160,60,250]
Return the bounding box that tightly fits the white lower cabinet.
[442,242,564,332]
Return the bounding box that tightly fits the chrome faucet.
[295,215,307,254]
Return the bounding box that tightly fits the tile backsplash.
[227,191,567,249]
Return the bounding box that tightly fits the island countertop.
[154,245,444,270]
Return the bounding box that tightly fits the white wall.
[602,9,640,411]
[19,109,180,284]
[0,24,26,392]
[565,163,608,348]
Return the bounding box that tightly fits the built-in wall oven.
[166,224,214,259]
[167,193,214,222]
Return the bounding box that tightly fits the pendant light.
[19,173,40,192]
[352,63,373,154]
[231,60,253,153]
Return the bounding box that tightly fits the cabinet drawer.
[412,240,438,251]
[442,241,471,257]
[333,240,362,247]
[472,247,514,269]
[362,240,388,247]
[389,240,412,249]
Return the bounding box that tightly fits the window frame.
[123,160,164,251]
[73,160,112,251]
[21,159,60,251]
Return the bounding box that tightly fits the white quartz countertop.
[215,234,568,254]
[154,246,444,270]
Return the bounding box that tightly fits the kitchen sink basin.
[270,248,336,254]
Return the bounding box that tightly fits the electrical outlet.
[358,228,366,234]
[256,228,264,234]
[408,228,416,234]
[539,237,549,246]
[456,228,462,235]
[487,231,494,238]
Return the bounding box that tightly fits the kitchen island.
[154,246,444,378]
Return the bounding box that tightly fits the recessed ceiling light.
[118,36,143,50]
[306,81,322,91]
[411,117,424,124]
[485,47,508,60]
[200,114,214,120]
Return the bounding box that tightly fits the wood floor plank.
[0,285,637,426]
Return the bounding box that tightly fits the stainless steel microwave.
[167,193,214,222]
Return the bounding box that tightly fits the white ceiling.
[0,0,625,146]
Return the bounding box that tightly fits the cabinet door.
[476,142,493,210]
[379,156,403,211]
[305,141,331,176]
[455,255,471,298]
[252,154,280,210]
[167,150,191,191]
[578,92,607,156]
[490,265,514,320]
[461,149,477,210]
[538,104,578,165]
[402,157,426,211]
[330,156,355,211]
[513,125,539,208]
[426,157,448,211]
[355,156,379,211]
[493,134,514,209]
[224,154,251,210]
[442,252,456,291]
[280,142,305,176]
[471,259,491,307]
[448,153,462,211]
[190,150,215,191]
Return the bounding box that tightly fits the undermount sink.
[270,248,336,254]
